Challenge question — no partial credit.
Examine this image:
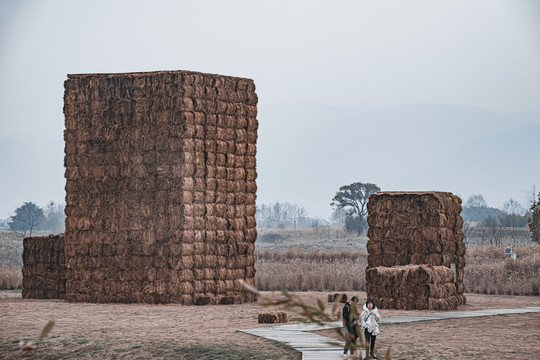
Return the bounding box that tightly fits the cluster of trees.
[255,202,310,228]
[450,193,540,245]
[325,184,540,243]
[256,182,381,233]
[462,194,531,228]
[1,201,65,237]
[257,184,540,244]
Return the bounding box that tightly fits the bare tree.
[482,216,504,246]
[464,194,488,208]
[255,202,308,228]
[502,198,526,216]
[279,203,307,228]
[330,207,347,226]
[462,220,479,246]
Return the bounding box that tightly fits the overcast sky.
[1,0,539,220]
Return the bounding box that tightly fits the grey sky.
[1,0,539,220]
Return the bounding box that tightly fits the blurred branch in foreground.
[241,281,391,359]
[19,320,55,351]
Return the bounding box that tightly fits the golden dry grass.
[0,266,21,290]
[255,245,540,296]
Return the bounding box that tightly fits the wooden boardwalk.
[240,306,540,360]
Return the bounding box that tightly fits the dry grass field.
[0,266,21,290]
[2,230,539,358]
[0,289,301,360]
[255,245,540,296]
[3,245,539,295]
[1,290,539,359]
[256,227,368,251]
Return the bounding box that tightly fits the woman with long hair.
[360,299,381,359]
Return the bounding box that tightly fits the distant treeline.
[255,202,331,228]
[0,201,65,236]
[462,207,529,226]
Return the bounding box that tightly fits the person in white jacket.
[360,299,381,359]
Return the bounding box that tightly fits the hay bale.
[219,295,243,305]
[327,293,348,303]
[366,265,460,310]
[195,296,213,306]
[258,312,288,324]
[63,70,258,304]
[22,234,66,299]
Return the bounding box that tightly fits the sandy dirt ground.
[1,290,540,359]
[320,293,540,360]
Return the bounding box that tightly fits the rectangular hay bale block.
[258,312,288,324]
[63,70,258,304]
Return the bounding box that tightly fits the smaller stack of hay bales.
[22,234,66,299]
[366,192,466,310]
[258,312,288,324]
[365,265,465,310]
[327,293,347,303]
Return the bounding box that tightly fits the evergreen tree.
[8,202,44,237]
[529,193,540,243]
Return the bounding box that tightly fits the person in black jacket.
[342,296,359,356]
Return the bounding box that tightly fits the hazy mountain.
[256,101,539,217]
[495,109,540,126]
[436,121,540,204]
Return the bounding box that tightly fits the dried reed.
[465,245,540,295]
[255,248,367,291]
[0,265,22,289]
[255,246,540,297]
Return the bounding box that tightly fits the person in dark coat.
[342,295,359,356]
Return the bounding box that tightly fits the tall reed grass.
[465,245,540,295]
[256,248,367,291]
[256,245,540,296]
[0,265,22,289]
[2,245,538,295]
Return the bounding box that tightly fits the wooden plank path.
[240,307,540,360]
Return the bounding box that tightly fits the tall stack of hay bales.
[22,234,66,299]
[63,70,258,304]
[366,192,466,310]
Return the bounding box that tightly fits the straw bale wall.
[365,265,466,310]
[22,234,66,299]
[366,192,466,310]
[63,70,258,304]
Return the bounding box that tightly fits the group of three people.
[342,297,381,359]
